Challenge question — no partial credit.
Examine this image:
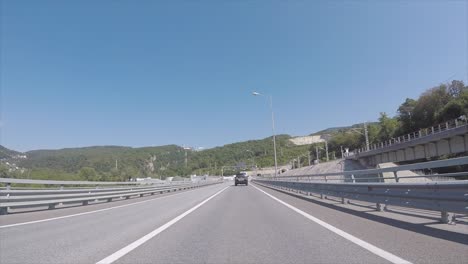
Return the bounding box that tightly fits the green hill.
[0,145,23,159]
[1,135,313,180]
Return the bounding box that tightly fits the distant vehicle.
[234,172,248,186]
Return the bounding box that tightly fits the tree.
[0,164,9,178]
[366,123,380,145]
[377,112,398,141]
[79,167,99,181]
[397,98,417,134]
[448,80,465,98]
[122,166,138,181]
[438,101,465,121]
[412,85,451,129]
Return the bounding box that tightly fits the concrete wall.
[414,145,425,159]
[436,139,450,155]
[450,136,465,153]
[426,143,437,157]
[396,150,405,162]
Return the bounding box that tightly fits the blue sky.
[1,0,467,152]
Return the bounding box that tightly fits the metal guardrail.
[253,179,468,223]
[0,178,158,186]
[253,157,468,223]
[0,178,223,215]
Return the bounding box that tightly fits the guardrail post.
[82,201,88,206]
[6,183,11,190]
[48,203,57,210]
[0,207,7,215]
[351,174,355,183]
[341,197,348,204]
[376,203,386,212]
[440,211,454,224]
[393,171,399,182]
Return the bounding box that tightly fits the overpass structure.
[349,118,468,166]
[0,158,467,264]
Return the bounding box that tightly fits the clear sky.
[1,0,467,152]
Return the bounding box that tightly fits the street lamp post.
[252,91,278,178]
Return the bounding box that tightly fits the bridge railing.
[253,157,468,223]
[0,178,223,215]
[351,117,467,155]
[261,157,468,183]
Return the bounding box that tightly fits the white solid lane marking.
[96,186,230,264]
[0,184,220,229]
[252,184,412,264]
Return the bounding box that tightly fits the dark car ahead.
[234,172,248,186]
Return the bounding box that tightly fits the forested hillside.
[0,145,23,159]
[1,135,312,181]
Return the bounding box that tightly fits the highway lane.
[112,184,401,264]
[0,182,228,264]
[251,183,468,264]
[110,182,467,264]
[1,181,467,264]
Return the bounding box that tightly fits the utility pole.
[364,122,370,151]
[308,151,311,166]
[316,146,319,164]
[115,159,118,170]
[325,141,329,162]
[297,156,301,168]
[340,146,344,159]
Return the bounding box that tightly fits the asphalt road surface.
[1,181,467,264]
